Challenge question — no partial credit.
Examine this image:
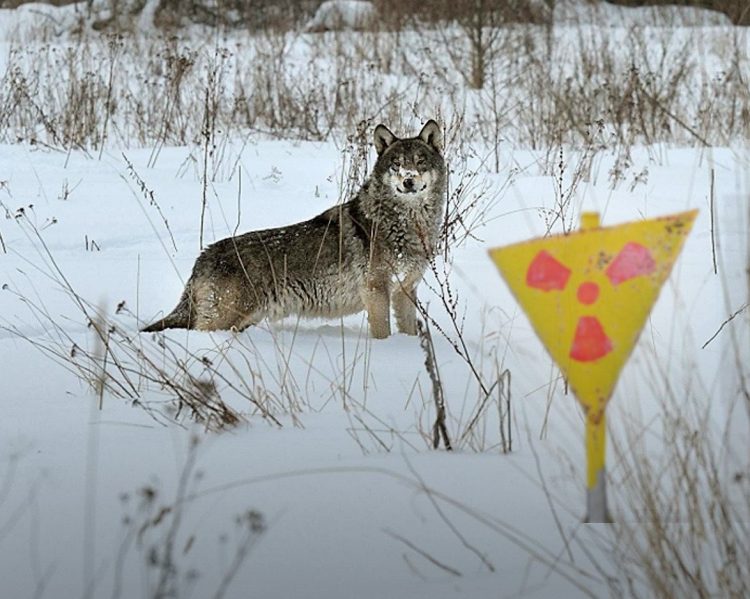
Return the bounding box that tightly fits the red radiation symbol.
[525,243,656,362]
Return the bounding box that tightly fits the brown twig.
[383,529,462,577]
[709,168,717,275]
[701,303,749,349]
[417,319,452,451]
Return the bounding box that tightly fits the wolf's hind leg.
[191,279,253,331]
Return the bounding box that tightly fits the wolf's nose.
[403,177,415,190]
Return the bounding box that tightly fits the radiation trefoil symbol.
[526,241,657,363]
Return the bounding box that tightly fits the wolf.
[141,120,446,339]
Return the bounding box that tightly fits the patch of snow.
[305,0,377,32]
[0,1,85,40]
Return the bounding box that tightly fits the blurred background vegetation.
[0,0,747,28]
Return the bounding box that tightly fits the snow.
[0,2,80,39]
[305,0,377,32]
[0,0,160,39]
[0,4,748,599]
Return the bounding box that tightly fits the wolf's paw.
[396,323,417,336]
[394,312,417,335]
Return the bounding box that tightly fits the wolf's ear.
[418,120,442,152]
[373,124,397,155]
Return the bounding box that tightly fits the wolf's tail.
[141,289,193,332]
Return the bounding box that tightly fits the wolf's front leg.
[392,270,422,335]
[364,278,391,339]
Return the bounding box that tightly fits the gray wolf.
[141,120,446,339]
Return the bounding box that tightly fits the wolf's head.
[371,120,445,201]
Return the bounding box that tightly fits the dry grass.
[0,20,747,161]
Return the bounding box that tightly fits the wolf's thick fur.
[141,120,446,338]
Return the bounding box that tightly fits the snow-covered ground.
[0,4,748,599]
[2,136,747,599]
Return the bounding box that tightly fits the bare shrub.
[0,22,747,156]
[114,436,266,598]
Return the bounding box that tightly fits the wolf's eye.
[390,161,401,172]
[415,156,427,168]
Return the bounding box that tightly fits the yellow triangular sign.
[489,210,697,420]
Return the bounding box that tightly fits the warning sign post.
[489,209,697,522]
